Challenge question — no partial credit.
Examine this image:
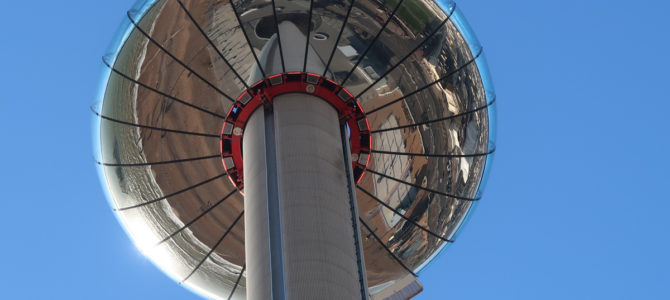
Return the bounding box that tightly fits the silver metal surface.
[94,0,496,298]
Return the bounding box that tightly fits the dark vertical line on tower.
[341,125,368,300]
[264,106,287,299]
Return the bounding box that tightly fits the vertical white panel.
[243,108,275,300]
[274,94,363,299]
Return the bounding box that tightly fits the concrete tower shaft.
[242,20,366,300]
[243,95,365,299]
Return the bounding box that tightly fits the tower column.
[243,93,366,299]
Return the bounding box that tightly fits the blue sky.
[1,0,668,299]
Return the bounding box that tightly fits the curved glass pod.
[410,3,497,274]
[94,1,246,299]
[93,0,495,298]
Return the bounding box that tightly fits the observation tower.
[93,0,496,299]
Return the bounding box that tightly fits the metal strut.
[181,211,244,283]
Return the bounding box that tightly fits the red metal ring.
[220,72,371,192]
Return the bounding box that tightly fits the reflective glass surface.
[94,0,495,298]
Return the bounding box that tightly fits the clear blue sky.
[1,0,668,299]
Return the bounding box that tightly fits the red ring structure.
[220,72,372,192]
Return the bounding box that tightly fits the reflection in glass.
[94,0,496,298]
